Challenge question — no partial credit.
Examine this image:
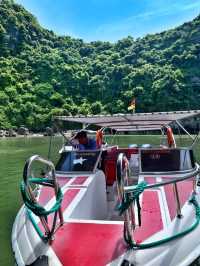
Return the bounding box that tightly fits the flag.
[128,98,136,111]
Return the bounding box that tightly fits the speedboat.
[12,110,200,266]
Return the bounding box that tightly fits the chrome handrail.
[23,154,56,186]
[116,153,136,244]
[22,154,64,241]
[117,153,200,246]
[124,164,200,193]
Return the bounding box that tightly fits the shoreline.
[0,133,196,139]
[0,133,55,138]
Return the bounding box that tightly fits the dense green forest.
[0,0,200,130]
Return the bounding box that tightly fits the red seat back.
[103,148,138,185]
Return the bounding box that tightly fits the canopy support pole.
[176,120,195,141]
[54,120,68,142]
[191,130,200,148]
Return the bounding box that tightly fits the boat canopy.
[54,110,200,131]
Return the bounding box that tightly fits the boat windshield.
[140,148,195,173]
[55,150,101,173]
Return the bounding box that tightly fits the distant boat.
[12,110,200,266]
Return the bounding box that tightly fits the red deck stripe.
[38,189,80,231]
[58,176,72,187]
[52,191,163,265]
[48,189,80,227]
[38,177,70,205]
[144,177,157,185]
[164,180,193,220]
[52,223,126,266]
[71,176,88,185]
[134,190,163,243]
[61,189,80,212]
[38,187,55,206]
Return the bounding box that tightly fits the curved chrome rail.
[22,155,63,242]
[116,153,200,246]
[124,164,200,192]
[116,153,135,244]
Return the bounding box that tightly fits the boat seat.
[103,148,139,185]
[129,144,139,148]
[103,152,118,186]
[141,144,152,148]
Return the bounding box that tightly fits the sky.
[15,0,200,42]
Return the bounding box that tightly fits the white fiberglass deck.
[12,169,200,266]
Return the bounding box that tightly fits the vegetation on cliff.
[0,0,200,130]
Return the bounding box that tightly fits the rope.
[20,178,63,217]
[117,181,147,215]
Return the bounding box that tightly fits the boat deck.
[36,173,194,265]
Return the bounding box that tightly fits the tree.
[0,0,200,130]
[90,101,103,114]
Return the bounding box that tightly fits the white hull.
[12,169,200,266]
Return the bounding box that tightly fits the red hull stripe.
[134,190,163,243]
[71,176,88,185]
[52,223,126,266]
[164,180,193,220]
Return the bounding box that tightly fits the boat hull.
[12,170,200,266]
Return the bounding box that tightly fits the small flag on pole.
[128,98,136,112]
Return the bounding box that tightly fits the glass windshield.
[56,150,101,172]
[140,148,195,172]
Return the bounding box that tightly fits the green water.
[0,137,63,266]
[0,135,199,266]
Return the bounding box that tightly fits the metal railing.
[116,153,200,247]
[21,155,63,242]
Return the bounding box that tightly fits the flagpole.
[128,97,136,114]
